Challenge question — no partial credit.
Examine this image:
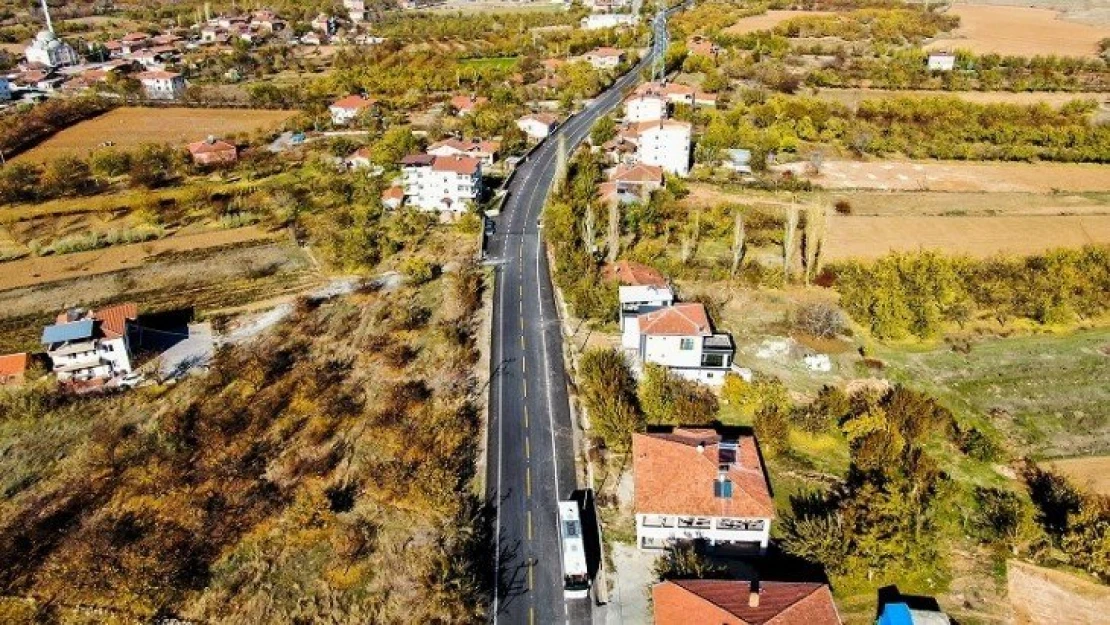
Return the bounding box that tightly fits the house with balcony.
[633,427,774,552]
[399,153,483,214]
[584,47,625,70]
[41,303,137,383]
[624,93,668,123]
[629,302,734,385]
[137,70,186,100]
[653,579,841,625]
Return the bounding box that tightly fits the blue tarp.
[41,319,94,344]
[878,603,913,625]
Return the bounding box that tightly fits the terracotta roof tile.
[653,580,841,625]
[602,260,667,287]
[0,353,28,379]
[431,155,481,175]
[331,94,377,110]
[637,302,712,336]
[449,95,488,111]
[137,70,181,80]
[633,427,775,519]
[93,303,137,340]
[610,163,664,185]
[187,139,236,155]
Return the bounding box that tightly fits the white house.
[633,427,774,552]
[624,94,667,123]
[137,70,186,100]
[928,52,956,71]
[400,154,483,213]
[634,302,734,385]
[41,303,137,384]
[517,113,559,141]
[584,47,625,70]
[636,120,692,177]
[620,284,674,348]
[329,94,377,125]
[581,13,638,30]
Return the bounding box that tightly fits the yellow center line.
[529,606,535,625]
[526,467,532,498]
[525,437,530,459]
[527,509,533,541]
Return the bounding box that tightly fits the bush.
[653,543,727,581]
[401,257,437,285]
[754,404,790,454]
[792,301,844,339]
[792,385,849,434]
[833,199,851,215]
[578,348,642,452]
[722,374,791,423]
[638,364,718,426]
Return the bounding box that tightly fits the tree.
[754,404,790,454]
[0,162,42,203]
[590,114,617,146]
[782,202,799,281]
[791,301,843,339]
[89,148,132,178]
[793,385,849,434]
[42,155,95,197]
[729,211,745,277]
[653,543,727,581]
[638,364,718,426]
[802,203,826,285]
[578,348,642,452]
[129,143,178,188]
[606,200,620,264]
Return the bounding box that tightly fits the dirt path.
[1007,560,1110,625]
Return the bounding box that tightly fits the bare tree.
[793,301,844,339]
[782,201,799,281]
[802,203,827,285]
[606,199,620,263]
[730,210,746,277]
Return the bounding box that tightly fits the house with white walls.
[400,154,483,213]
[584,47,625,70]
[635,119,692,176]
[427,138,501,167]
[517,113,559,141]
[581,13,638,30]
[41,303,137,383]
[624,94,668,123]
[633,427,774,552]
[329,94,378,125]
[604,260,675,349]
[633,302,734,385]
[137,70,186,100]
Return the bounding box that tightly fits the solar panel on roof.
[41,319,95,344]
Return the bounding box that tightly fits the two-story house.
[603,260,675,348]
[632,302,733,385]
[633,427,775,552]
[41,303,137,383]
[584,47,625,70]
[427,138,501,167]
[517,113,559,141]
[400,154,483,213]
[137,70,186,100]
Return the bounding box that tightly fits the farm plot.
[925,5,1110,58]
[1008,560,1110,625]
[0,226,281,291]
[1045,456,1110,496]
[724,10,830,35]
[824,214,1110,260]
[14,107,298,163]
[774,160,1110,193]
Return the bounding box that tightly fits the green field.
[878,329,1110,458]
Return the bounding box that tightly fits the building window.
[679,338,695,350]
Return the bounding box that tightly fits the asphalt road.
[485,7,676,625]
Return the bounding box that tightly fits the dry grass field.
[0,226,281,291]
[926,5,1110,58]
[1007,560,1110,625]
[14,107,298,163]
[774,160,1110,193]
[724,10,830,35]
[1046,456,1110,496]
[824,214,1110,260]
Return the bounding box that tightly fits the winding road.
[485,6,677,625]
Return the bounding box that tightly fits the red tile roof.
[93,303,137,340]
[137,70,181,80]
[0,353,29,380]
[602,260,667,287]
[331,94,377,110]
[187,138,236,155]
[382,186,404,201]
[653,580,841,625]
[587,46,624,58]
[400,153,436,166]
[634,428,774,519]
[610,163,664,185]
[431,155,481,175]
[449,95,488,111]
[638,302,712,336]
[520,113,559,126]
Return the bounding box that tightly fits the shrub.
[578,348,642,452]
[833,199,851,215]
[792,385,849,434]
[653,543,728,581]
[792,301,844,339]
[638,364,718,426]
[401,257,437,285]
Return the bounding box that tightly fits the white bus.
[559,500,590,599]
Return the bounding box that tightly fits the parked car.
[118,372,144,389]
